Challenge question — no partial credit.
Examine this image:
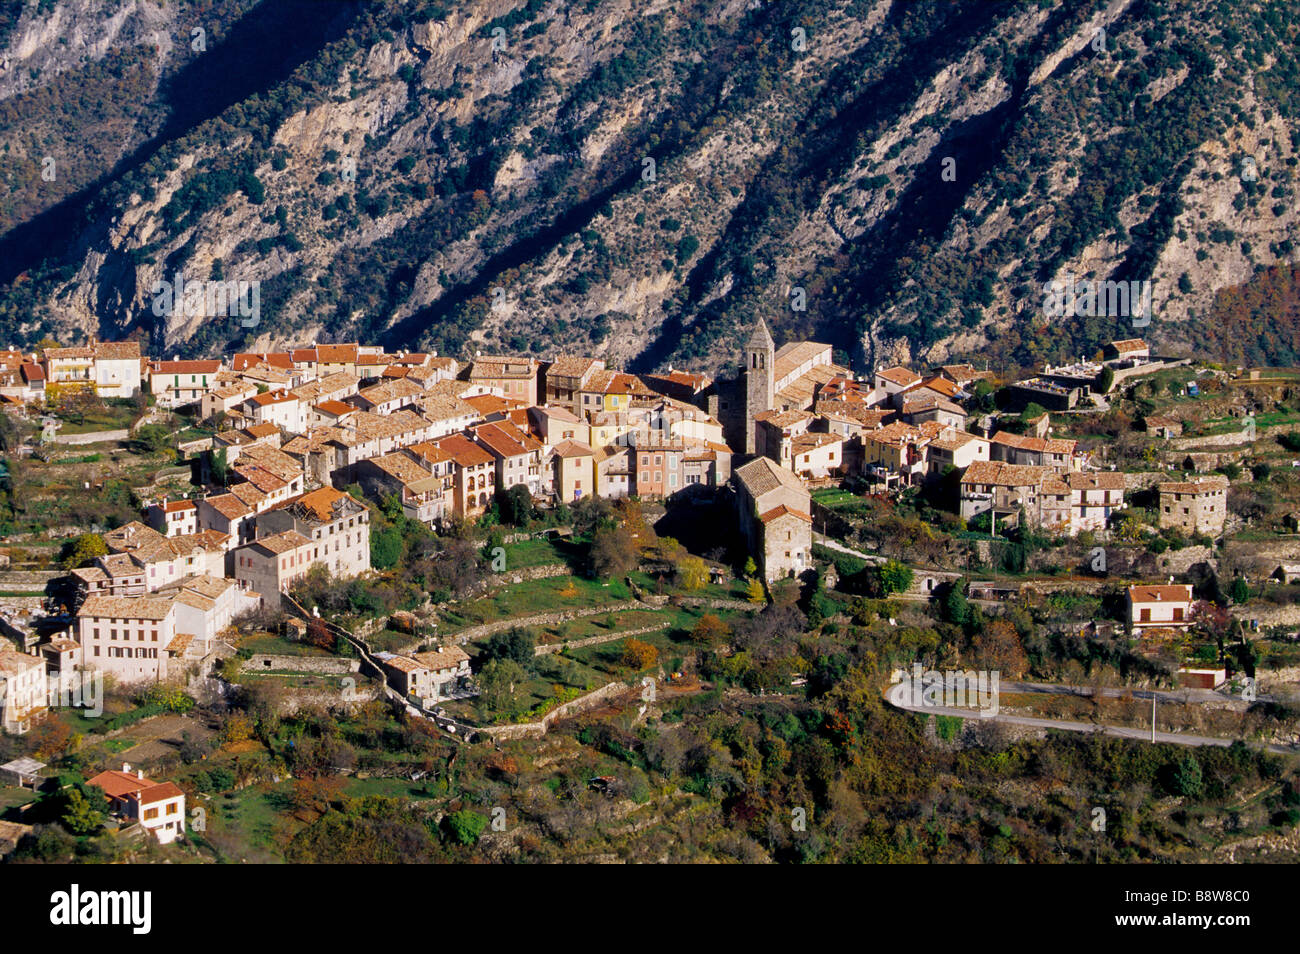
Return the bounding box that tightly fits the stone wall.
[479,680,635,741]
[0,570,60,588]
[1224,538,1300,577]
[448,600,644,644]
[274,683,383,715]
[457,563,571,599]
[535,623,667,656]
[1233,602,1300,628]
[242,654,360,675]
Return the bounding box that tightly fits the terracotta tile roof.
[547,355,603,379]
[552,439,594,458]
[381,655,422,673]
[248,389,297,407]
[87,769,157,800]
[350,408,429,442]
[405,441,455,466]
[1110,338,1148,353]
[1067,471,1125,491]
[316,399,355,417]
[990,431,1076,455]
[229,482,269,508]
[1128,583,1192,603]
[243,422,280,440]
[291,372,360,404]
[961,460,1048,487]
[776,362,846,408]
[316,343,359,363]
[202,493,252,520]
[468,355,536,379]
[434,433,494,468]
[231,352,293,371]
[249,529,313,555]
[759,504,813,524]
[412,645,471,671]
[473,421,542,459]
[877,366,921,387]
[734,456,807,497]
[420,395,479,423]
[1158,475,1229,495]
[164,632,196,654]
[356,378,424,406]
[940,363,978,382]
[151,359,221,375]
[280,486,361,523]
[45,347,97,362]
[773,341,831,382]
[755,409,813,428]
[0,648,42,677]
[464,393,519,416]
[791,432,842,452]
[815,401,891,427]
[640,369,709,390]
[865,421,926,447]
[138,781,185,805]
[368,452,434,485]
[916,376,962,398]
[78,595,175,620]
[103,521,169,553]
[94,341,142,361]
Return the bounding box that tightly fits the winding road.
[884,680,1299,755]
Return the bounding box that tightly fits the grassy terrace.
[499,535,582,569]
[1200,410,1300,436]
[436,569,750,636]
[235,634,335,658]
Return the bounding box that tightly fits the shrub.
[621,639,658,670]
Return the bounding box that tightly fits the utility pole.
[1151,690,1156,742]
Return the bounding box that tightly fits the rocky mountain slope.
[0,0,1297,376]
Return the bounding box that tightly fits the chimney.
[138,768,144,779]
[122,762,131,773]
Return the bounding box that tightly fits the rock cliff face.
[0,0,1297,374]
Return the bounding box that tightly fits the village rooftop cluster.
[0,326,1253,843]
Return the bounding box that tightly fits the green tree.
[442,809,488,846]
[61,533,107,569]
[477,658,527,715]
[371,524,403,570]
[210,447,229,486]
[495,484,534,526]
[677,555,708,590]
[942,583,972,626]
[587,524,636,579]
[60,787,105,836]
[877,559,914,595]
[1097,366,1115,393]
[1229,577,1250,605]
[480,627,535,668]
[1166,754,1204,798]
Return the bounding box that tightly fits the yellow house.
[552,440,595,503]
[579,370,653,415]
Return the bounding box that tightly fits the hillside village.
[1,325,1299,859]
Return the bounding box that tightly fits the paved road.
[884,681,1299,754]
[813,533,883,565]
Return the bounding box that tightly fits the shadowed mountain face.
[0,0,1297,374]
